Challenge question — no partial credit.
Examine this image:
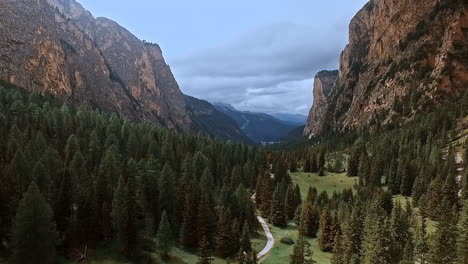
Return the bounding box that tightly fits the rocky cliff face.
[0,0,192,131]
[304,0,468,137]
[303,70,338,138]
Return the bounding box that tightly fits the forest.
[0,83,467,264]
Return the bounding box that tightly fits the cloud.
[172,22,347,114]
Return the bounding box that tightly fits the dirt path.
[256,215,274,261]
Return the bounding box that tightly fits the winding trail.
[256,216,274,261]
[251,193,275,261]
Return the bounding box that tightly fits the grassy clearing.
[290,171,357,199]
[260,221,332,264]
[262,171,358,264]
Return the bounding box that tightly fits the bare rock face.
[304,0,468,137]
[0,0,192,131]
[303,70,338,138]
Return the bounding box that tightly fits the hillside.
[0,0,193,131]
[214,103,300,143]
[184,96,254,144]
[304,0,467,137]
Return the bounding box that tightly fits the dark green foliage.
[318,209,335,252]
[156,211,173,260]
[269,183,288,228]
[290,228,316,264]
[300,202,320,238]
[457,200,468,264]
[216,208,235,257]
[12,183,57,264]
[196,235,214,264]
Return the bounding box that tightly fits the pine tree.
[156,211,173,260]
[54,171,73,236]
[197,235,214,264]
[457,200,468,264]
[300,202,320,237]
[428,206,458,264]
[12,183,57,264]
[347,149,360,177]
[269,184,287,227]
[318,209,335,252]
[304,158,311,172]
[112,175,129,254]
[217,208,235,257]
[240,222,252,253]
[290,227,316,264]
[400,240,415,264]
[310,152,318,173]
[159,163,177,231]
[124,159,138,256]
[361,206,393,264]
[285,185,299,220]
[414,214,429,264]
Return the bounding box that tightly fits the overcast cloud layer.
[172,22,348,114]
[77,0,368,115]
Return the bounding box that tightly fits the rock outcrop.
[304,0,468,137]
[303,70,338,138]
[0,0,192,131]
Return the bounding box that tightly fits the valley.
[0,0,467,264]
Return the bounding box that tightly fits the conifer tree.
[300,202,320,237]
[290,225,316,264]
[240,222,252,253]
[156,211,173,260]
[361,206,393,264]
[457,200,468,264]
[286,185,299,220]
[318,209,335,252]
[217,208,235,257]
[12,183,57,264]
[54,171,73,236]
[310,152,318,173]
[112,175,129,254]
[414,214,429,264]
[400,240,415,264]
[347,149,360,177]
[304,158,311,173]
[269,184,287,227]
[428,207,458,264]
[159,163,177,231]
[197,235,214,264]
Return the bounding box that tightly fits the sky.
[77,0,369,115]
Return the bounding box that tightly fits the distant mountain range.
[213,103,302,143]
[184,96,254,144]
[271,113,308,126]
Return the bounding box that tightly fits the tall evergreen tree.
[290,226,316,264]
[156,211,173,260]
[217,208,235,257]
[318,209,335,252]
[269,183,287,227]
[457,200,468,264]
[300,202,320,237]
[12,183,57,264]
[197,235,214,264]
[428,207,458,264]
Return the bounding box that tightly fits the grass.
[53,229,268,264]
[290,171,357,199]
[261,221,332,264]
[259,171,358,264]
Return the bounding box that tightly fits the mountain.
[0,0,193,131]
[214,103,300,142]
[184,96,254,144]
[271,113,308,125]
[304,0,467,138]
